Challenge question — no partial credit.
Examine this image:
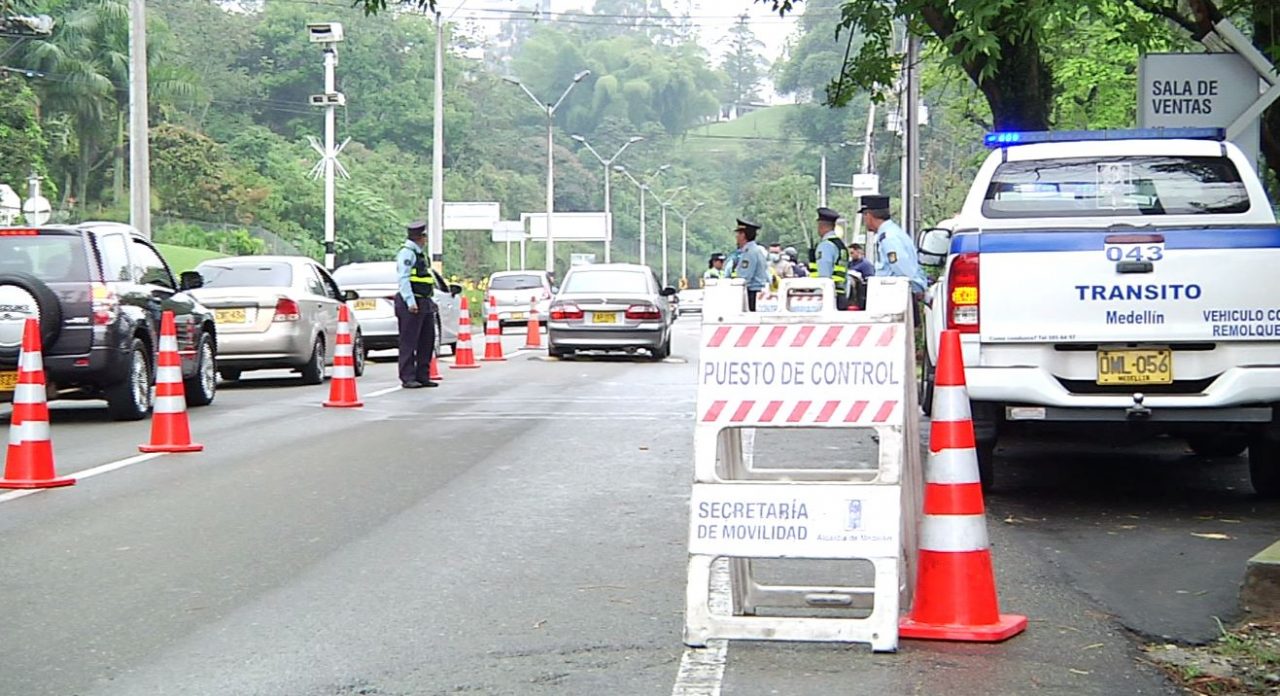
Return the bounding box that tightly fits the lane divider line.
[671,558,731,696]
[0,452,167,504]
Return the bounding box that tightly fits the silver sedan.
[331,262,461,356]
[546,263,677,360]
[188,256,364,384]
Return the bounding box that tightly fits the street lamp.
[654,185,687,287]
[673,201,704,288]
[612,164,669,266]
[571,134,643,264]
[503,69,591,275]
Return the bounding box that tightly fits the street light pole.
[128,0,151,239]
[504,70,591,276]
[613,164,668,267]
[571,134,644,264]
[675,202,704,288]
[654,185,686,287]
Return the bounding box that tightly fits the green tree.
[0,74,49,192]
[720,13,768,108]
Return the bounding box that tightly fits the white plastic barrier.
[684,277,922,652]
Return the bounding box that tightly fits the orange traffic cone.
[900,329,1026,642]
[482,295,506,362]
[523,295,543,350]
[429,354,443,382]
[0,318,74,489]
[323,304,363,408]
[451,295,480,370]
[139,311,203,453]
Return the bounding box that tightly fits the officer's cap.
[734,218,760,232]
[406,220,428,237]
[817,207,841,223]
[711,252,727,262]
[857,195,890,213]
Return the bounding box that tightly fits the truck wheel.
[105,338,153,421]
[919,353,936,416]
[1248,438,1280,498]
[1187,434,1248,458]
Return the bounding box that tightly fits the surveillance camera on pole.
[307,22,346,270]
[0,14,55,38]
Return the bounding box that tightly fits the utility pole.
[819,152,827,208]
[128,0,151,239]
[431,11,445,272]
[675,201,704,288]
[572,134,644,264]
[904,35,922,239]
[306,23,348,271]
[655,185,686,287]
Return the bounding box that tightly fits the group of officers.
[703,194,927,311]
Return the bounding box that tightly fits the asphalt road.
[0,315,1270,695]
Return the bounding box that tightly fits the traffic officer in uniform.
[808,206,851,310]
[861,195,927,298]
[703,253,727,283]
[394,221,438,389]
[733,218,770,311]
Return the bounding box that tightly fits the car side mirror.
[178,271,204,291]
[918,227,952,267]
[660,287,678,297]
[551,286,560,295]
[342,289,359,301]
[447,284,462,296]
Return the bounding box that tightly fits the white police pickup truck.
[919,128,1280,495]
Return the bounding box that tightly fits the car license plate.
[512,312,525,321]
[215,308,248,324]
[0,371,16,393]
[354,299,378,311]
[592,312,618,325]
[1097,348,1172,385]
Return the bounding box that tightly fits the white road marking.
[0,452,166,504]
[671,558,731,696]
[364,385,404,398]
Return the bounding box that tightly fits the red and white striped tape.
[704,324,900,350]
[699,398,900,425]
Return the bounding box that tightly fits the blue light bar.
[983,127,1226,148]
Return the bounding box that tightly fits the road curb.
[1241,538,1280,620]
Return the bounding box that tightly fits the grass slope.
[156,243,225,273]
[684,104,801,153]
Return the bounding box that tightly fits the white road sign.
[1139,52,1262,166]
[523,212,611,242]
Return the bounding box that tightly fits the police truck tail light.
[91,282,119,325]
[550,303,582,321]
[946,252,980,333]
[273,298,301,322]
[625,304,662,321]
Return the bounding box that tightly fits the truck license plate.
[0,371,16,392]
[1096,348,1172,385]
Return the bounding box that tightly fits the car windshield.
[489,274,544,290]
[333,263,396,286]
[562,270,650,294]
[0,233,90,282]
[982,155,1251,218]
[197,261,293,288]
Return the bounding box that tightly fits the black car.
[0,222,218,420]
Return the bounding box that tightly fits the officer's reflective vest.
[703,268,724,280]
[408,248,435,299]
[808,236,850,289]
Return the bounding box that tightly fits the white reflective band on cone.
[337,321,349,334]
[18,351,43,371]
[335,344,353,358]
[153,395,186,414]
[13,383,44,404]
[159,336,178,352]
[332,365,354,379]
[926,448,982,484]
[919,514,990,553]
[13,419,50,443]
[155,366,183,384]
[930,385,972,422]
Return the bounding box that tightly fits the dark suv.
[0,222,218,420]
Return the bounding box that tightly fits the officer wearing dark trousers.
[395,221,438,389]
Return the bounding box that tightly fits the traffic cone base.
[898,549,1027,642]
[2,318,76,489]
[429,355,443,381]
[324,304,363,407]
[140,312,203,452]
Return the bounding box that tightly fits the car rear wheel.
[105,338,153,421]
[1187,433,1249,458]
[548,343,571,359]
[184,335,217,407]
[0,273,62,361]
[651,334,671,361]
[300,336,325,385]
[1248,437,1280,498]
[353,331,366,377]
